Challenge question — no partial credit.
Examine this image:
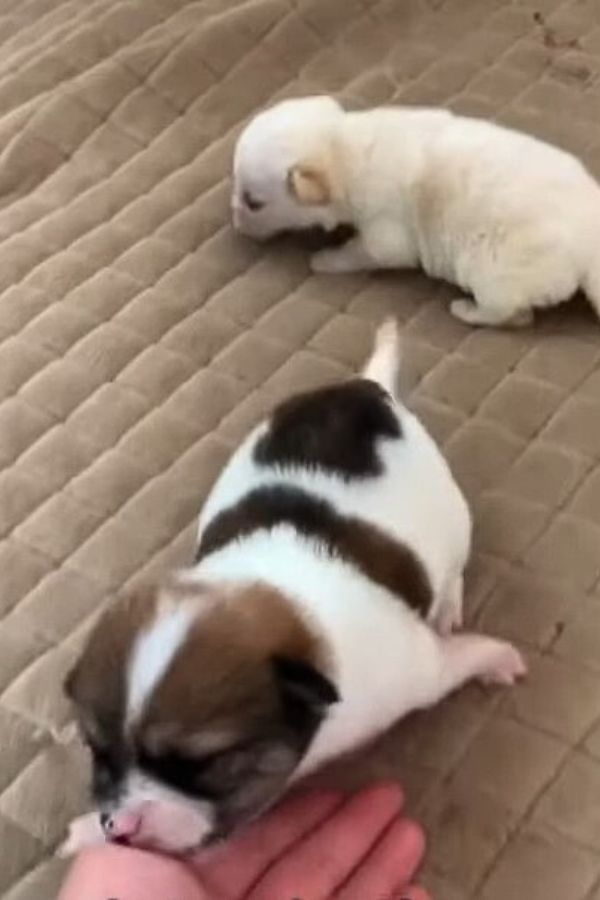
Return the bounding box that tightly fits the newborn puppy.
[232,96,600,327]
[63,321,525,857]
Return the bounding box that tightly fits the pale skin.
[58,783,430,900]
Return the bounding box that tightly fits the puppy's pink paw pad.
[479,643,527,686]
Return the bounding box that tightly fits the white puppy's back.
[344,107,600,324]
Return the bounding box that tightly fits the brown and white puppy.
[62,322,525,857]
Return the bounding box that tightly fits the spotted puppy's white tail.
[362,318,402,398]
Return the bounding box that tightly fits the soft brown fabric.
[3,0,600,897]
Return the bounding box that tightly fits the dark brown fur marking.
[197,485,432,616]
[65,579,338,835]
[253,379,401,480]
[137,583,337,822]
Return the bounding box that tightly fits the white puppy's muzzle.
[231,205,274,240]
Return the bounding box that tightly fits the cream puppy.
[62,322,525,857]
[232,96,600,327]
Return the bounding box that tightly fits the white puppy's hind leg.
[362,318,401,397]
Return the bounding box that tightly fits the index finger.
[248,782,405,900]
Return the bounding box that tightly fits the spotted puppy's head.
[65,577,338,854]
[232,95,346,239]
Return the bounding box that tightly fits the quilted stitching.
[3,0,600,897]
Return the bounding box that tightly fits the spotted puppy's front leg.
[429,574,464,636]
[311,235,377,274]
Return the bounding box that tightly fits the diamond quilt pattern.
[3,0,600,897]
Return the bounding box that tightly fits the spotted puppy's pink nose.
[101,810,141,842]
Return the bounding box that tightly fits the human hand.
[58,782,429,900]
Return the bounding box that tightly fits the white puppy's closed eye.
[242,189,264,212]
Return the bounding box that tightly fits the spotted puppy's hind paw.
[478,641,527,687]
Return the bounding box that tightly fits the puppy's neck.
[340,109,428,196]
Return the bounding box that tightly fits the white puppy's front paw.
[478,641,527,687]
[450,299,479,324]
[310,249,348,274]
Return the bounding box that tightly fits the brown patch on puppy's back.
[197,485,432,617]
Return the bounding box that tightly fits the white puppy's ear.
[287,164,331,205]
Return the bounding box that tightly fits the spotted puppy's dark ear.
[272,655,339,716]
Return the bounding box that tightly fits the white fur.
[198,390,469,616]
[117,770,214,852]
[60,775,215,857]
[127,604,197,724]
[233,97,600,327]
[66,325,523,856]
[195,323,524,775]
[232,96,344,238]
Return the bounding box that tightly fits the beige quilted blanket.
[4,0,600,897]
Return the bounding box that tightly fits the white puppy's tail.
[362,318,402,398]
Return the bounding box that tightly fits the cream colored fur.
[233,96,600,327]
